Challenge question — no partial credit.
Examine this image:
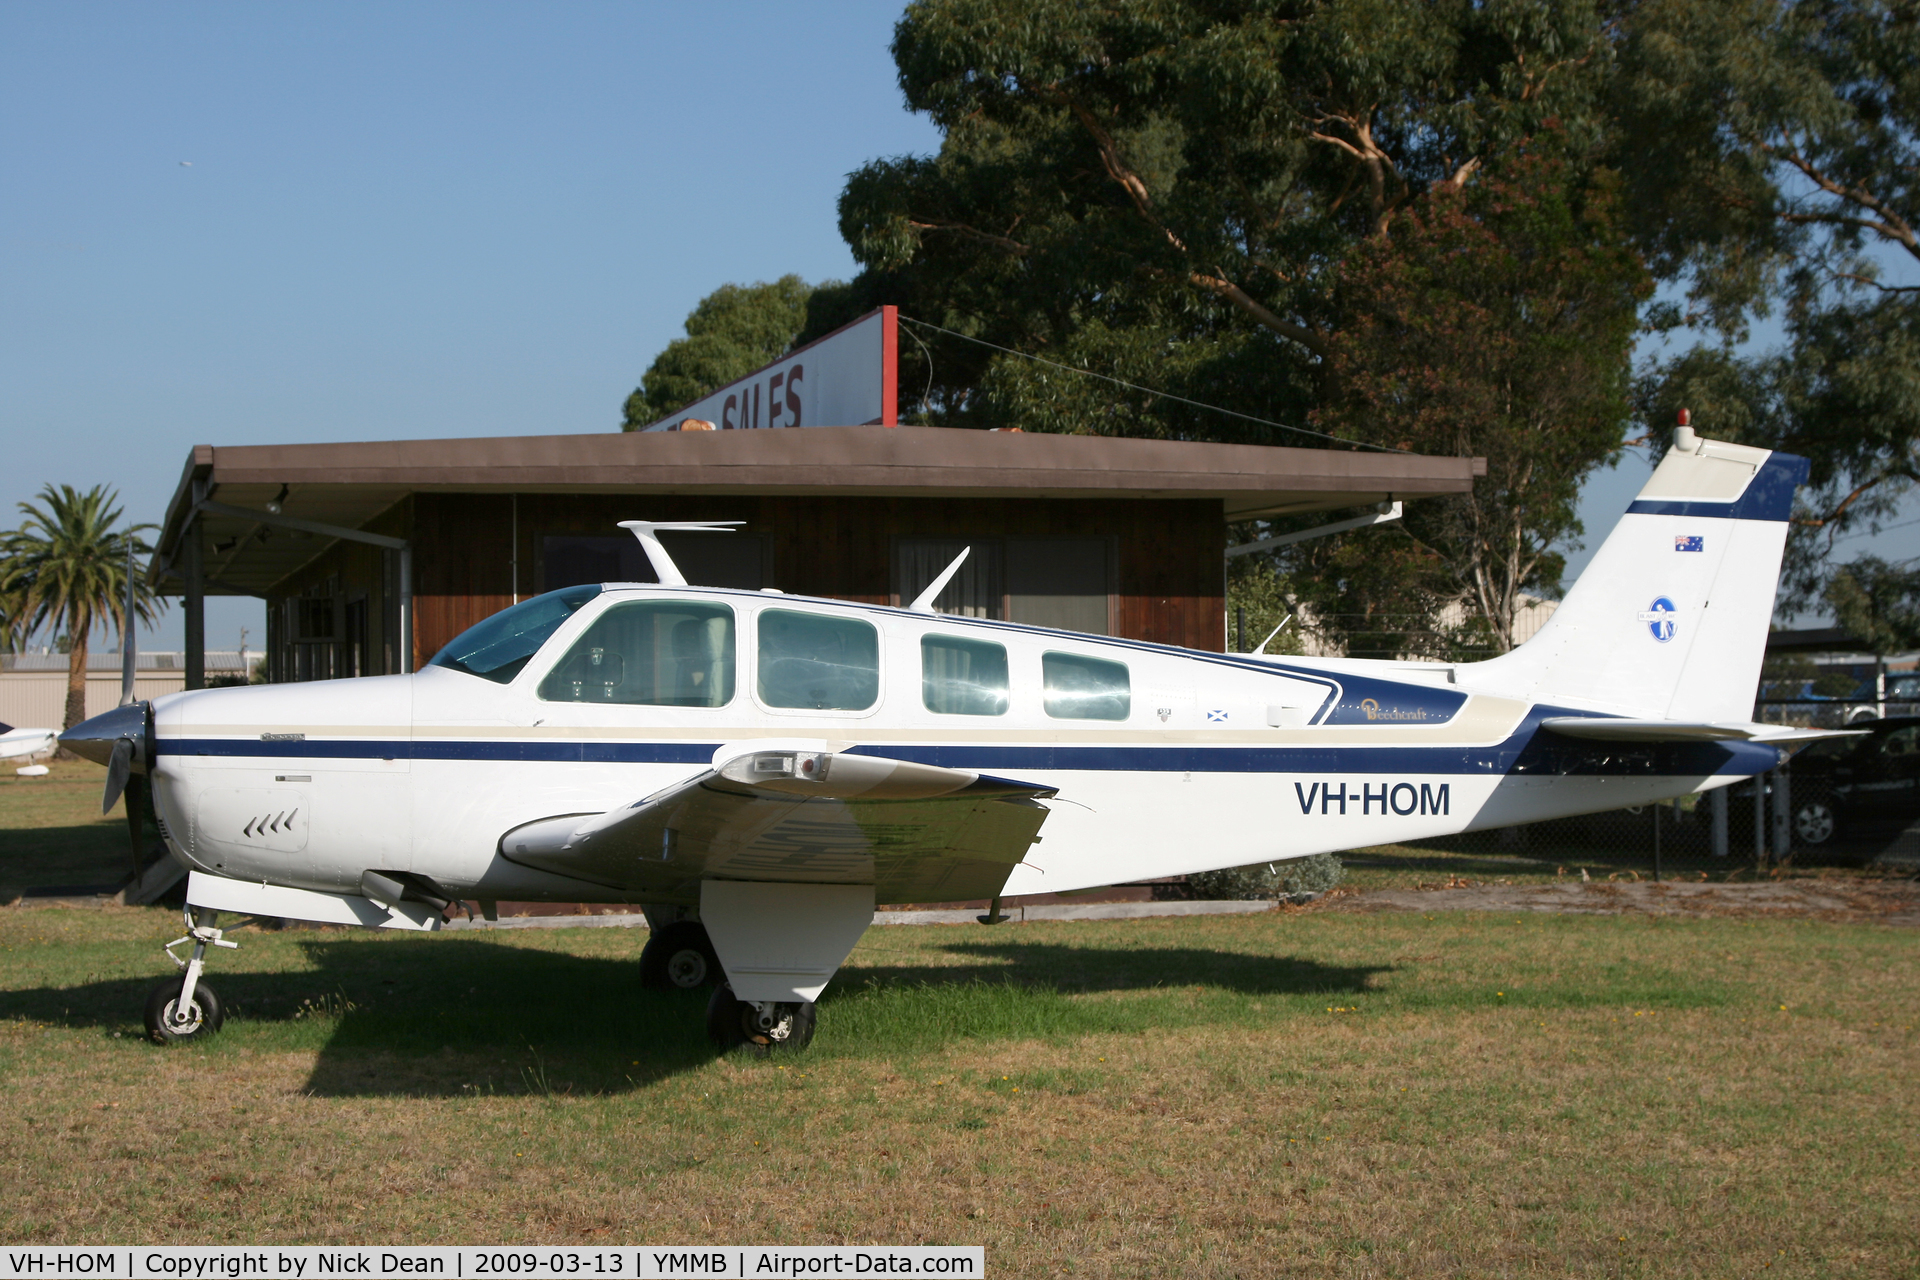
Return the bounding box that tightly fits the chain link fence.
[1379,759,1920,879]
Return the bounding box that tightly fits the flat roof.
[155,426,1484,596]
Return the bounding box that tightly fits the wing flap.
[500,749,1057,904]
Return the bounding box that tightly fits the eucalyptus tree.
[1,485,161,730]
[1619,0,1920,609]
[819,0,1641,653]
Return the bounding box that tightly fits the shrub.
[1189,853,1343,901]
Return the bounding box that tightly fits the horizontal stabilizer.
[1541,717,1866,744]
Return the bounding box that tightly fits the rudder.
[1465,432,1809,720]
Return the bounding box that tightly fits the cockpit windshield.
[427,585,602,684]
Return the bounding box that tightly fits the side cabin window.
[538,601,736,706]
[757,609,880,711]
[1043,651,1130,721]
[429,585,602,685]
[922,634,1009,716]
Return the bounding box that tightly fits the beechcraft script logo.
[1637,596,1679,643]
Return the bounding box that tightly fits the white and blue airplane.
[1,722,59,770]
[64,428,1835,1050]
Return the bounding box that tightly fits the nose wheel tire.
[1793,800,1837,847]
[705,983,815,1055]
[144,976,224,1045]
[641,922,721,991]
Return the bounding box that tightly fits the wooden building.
[150,426,1482,686]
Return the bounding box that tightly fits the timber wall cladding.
[408,493,1226,661]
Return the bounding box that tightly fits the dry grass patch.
[0,905,1913,1277]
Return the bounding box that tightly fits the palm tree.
[0,485,162,730]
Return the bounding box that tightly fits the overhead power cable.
[898,314,1413,455]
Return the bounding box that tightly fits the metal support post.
[1651,802,1662,882]
[183,509,204,691]
[1754,776,1768,871]
[1771,766,1792,861]
[398,544,414,673]
[1711,787,1729,858]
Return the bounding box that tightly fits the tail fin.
[1466,434,1809,719]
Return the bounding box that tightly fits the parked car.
[1709,716,1920,848]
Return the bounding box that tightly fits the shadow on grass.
[0,930,1387,1099]
[0,821,140,899]
[873,938,1384,998]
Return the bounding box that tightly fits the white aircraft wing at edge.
[500,747,1057,906]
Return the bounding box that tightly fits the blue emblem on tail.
[1637,597,1678,643]
[1675,535,1703,552]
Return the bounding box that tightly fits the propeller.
[102,737,133,815]
[90,701,154,887]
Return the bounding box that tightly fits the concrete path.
[442,898,1275,932]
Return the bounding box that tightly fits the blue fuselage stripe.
[158,728,1778,778]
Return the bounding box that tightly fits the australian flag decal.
[1675,535,1704,552]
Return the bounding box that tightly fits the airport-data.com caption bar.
[0,1249,984,1280]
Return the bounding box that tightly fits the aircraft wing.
[0,729,58,760]
[1540,718,1866,744]
[500,747,1057,904]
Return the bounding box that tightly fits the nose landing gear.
[705,983,816,1055]
[144,907,237,1045]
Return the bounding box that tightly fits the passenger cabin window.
[428,585,602,685]
[757,609,880,711]
[922,634,1009,716]
[1043,651,1130,721]
[538,601,735,705]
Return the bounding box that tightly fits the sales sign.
[638,308,898,433]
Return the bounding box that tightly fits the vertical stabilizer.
[1464,436,1808,720]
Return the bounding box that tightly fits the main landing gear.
[640,921,722,991]
[705,984,816,1055]
[145,907,237,1045]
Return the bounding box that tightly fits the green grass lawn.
[0,905,1912,1277]
[4,757,1915,1274]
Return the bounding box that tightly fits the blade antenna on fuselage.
[616,520,744,587]
[1254,616,1292,654]
[908,547,971,614]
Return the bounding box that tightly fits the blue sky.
[3,3,1911,652]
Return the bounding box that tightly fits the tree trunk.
[63,631,89,732]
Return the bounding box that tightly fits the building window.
[1043,651,1130,721]
[1008,537,1111,635]
[921,634,1009,716]
[757,609,879,711]
[895,536,1112,635]
[537,600,736,706]
[895,539,1004,618]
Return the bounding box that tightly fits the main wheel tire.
[642,922,720,991]
[144,977,224,1045]
[1793,799,1838,847]
[704,983,816,1055]
[705,983,747,1051]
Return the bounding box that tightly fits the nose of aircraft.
[60,702,148,767]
